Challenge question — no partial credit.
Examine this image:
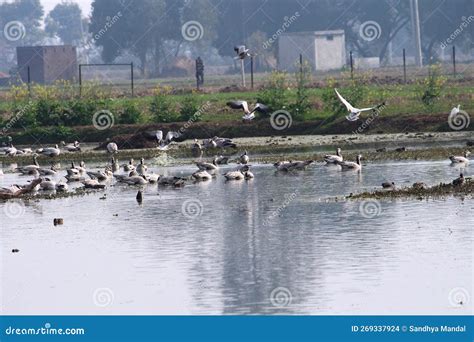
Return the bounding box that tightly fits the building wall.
[17,45,77,84]
[43,46,77,83]
[279,31,346,72]
[315,34,345,71]
[278,35,315,71]
[17,46,45,83]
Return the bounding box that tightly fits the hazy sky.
[41,0,92,16]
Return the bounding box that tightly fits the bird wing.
[252,103,270,114]
[227,101,250,113]
[155,130,163,142]
[165,131,180,143]
[335,89,356,112]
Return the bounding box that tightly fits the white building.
[278,30,346,72]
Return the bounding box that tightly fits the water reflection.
[1,159,472,315]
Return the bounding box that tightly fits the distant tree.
[45,1,83,45]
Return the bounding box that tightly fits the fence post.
[350,51,354,79]
[131,62,134,97]
[452,46,456,78]
[250,56,254,89]
[78,64,82,97]
[403,48,407,84]
[27,65,31,98]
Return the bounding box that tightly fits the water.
[1,158,472,315]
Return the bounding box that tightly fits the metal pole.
[27,65,31,97]
[131,62,134,97]
[350,51,354,79]
[250,56,254,89]
[300,53,303,76]
[410,0,423,67]
[403,48,407,83]
[79,64,82,97]
[240,58,246,88]
[452,46,456,77]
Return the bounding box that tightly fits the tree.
[45,1,83,45]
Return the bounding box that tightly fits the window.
[326,35,334,41]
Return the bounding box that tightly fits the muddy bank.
[4,112,472,146]
[347,179,473,200]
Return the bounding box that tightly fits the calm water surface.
[1,158,472,315]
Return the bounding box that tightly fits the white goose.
[450,151,470,164]
[82,179,106,189]
[136,158,148,175]
[196,158,218,171]
[123,159,136,172]
[192,170,213,181]
[335,89,385,121]
[337,155,362,171]
[40,178,57,191]
[64,141,81,152]
[107,142,118,154]
[324,148,343,164]
[5,143,18,156]
[16,155,40,175]
[240,151,249,164]
[38,145,61,157]
[224,165,250,181]
[110,157,120,173]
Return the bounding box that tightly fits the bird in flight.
[335,89,385,121]
[226,100,269,122]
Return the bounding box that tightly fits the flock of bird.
[0,135,470,199]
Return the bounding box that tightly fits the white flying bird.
[156,130,180,151]
[227,101,269,122]
[335,89,385,122]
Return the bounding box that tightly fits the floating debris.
[136,190,143,204]
[53,218,64,226]
[11,249,19,253]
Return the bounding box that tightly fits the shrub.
[119,101,142,124]
[150,88,178,123]
[257,71,289,117]
[419,65,447,109]
[288,61,312,121]
[179,95,201,122]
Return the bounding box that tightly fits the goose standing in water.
[16,155,40,175]
[136,158,148,175]
[5,143,18,156]
[40,178,57,191]
[107,142,118,154]
[240,151,249,164]
[196,158,218,172]
[224,165,250,181]
[38,165,57,176]
[449,151,470,164]
[123,159,136,172]
[191,139,202,156]
[337,155,362,171]
[287,160,314,171]
[87,166,113,182]
[110,157,120,173]
[324,148,343,164]
[215,155,230,165]
[192,170,213,182]
[55,181,69,192]
[274,161,293,172]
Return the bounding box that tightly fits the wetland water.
[0,158,472,315]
